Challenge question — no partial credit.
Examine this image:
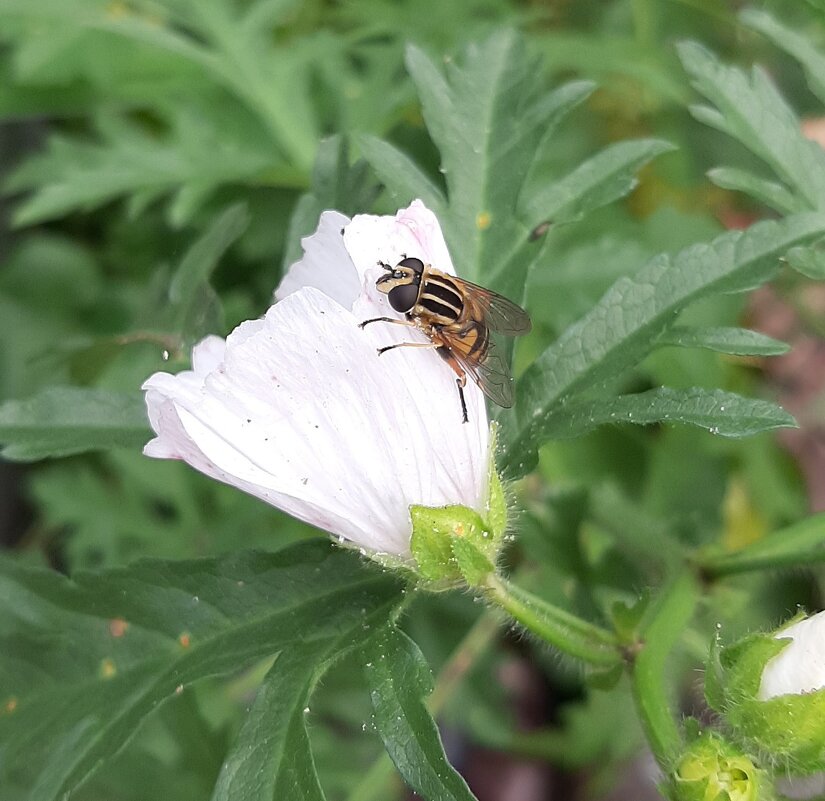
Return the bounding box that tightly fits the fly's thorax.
[415,270,465,325]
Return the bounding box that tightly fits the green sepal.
[484,438,507,540]
[704,633,727,713]
[410,504,495,586]
[707,620,825,773]
[450,536,495,587]
[410,504,474,582]
[711,632,788,704]
[730,689,825,771]
[670,731,768,801]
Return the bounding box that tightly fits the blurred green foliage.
[4,1,825,800]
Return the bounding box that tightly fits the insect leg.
[455,376,468,424]
[377,342,438,356]
[435,346,470,424]
[359,317,417,330]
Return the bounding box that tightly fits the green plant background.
[3,1,825,800]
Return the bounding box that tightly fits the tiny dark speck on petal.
[301,477,308,485]
[246,418,251,423]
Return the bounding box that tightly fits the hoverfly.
[359,256,531,423]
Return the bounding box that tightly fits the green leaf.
[361,625,477,801]
[678,40,825,210]
[706,167,805,214]
[397,31,651,303]
[742,9,825,107]
[0,387,150,461]
[352,28,669,366]
[656,326,790,356]
[404,29,544,286]
[519,139,676,229]
[211,645,328,801]
[505,213,825,476]
[785,244,825,279]
[532,32,690,106]
[701,512,825,576]
[0,542,402,801]
[506,388,795,468]
[94,0,319,168]
[355,134,446,216]
[167,202,249,338]
[6,110,275,227]
[281,135,380,272]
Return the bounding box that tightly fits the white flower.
[758,611,825,700]
[143,200,490,558]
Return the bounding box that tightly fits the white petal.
[274,210,359,309]
[343,199,462,350]
[343,198,456,283]
[143,287,489,557]
[191,335,227,375]
[758,612,825,699]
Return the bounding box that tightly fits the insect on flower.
[142,201,493,560]
[360,257,532,423]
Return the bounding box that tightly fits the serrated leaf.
[0,542,402,801]
[361,626,477,801]
[678,40,825,210]
[742,9,825,108]
[656,326,790,356]
[0,387,150,461]
[364,30,667,320]
[519,139,676,229]
[6,110,273,227]
[94,0,319,168]
[507,388,795,468]
[404,34,653,291]
[503,213,825,476]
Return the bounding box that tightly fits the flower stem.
[630,571,698,769]
[483,574,621,667]
[699,512,825,578]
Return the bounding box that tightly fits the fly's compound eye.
[397,256,425,274]
[387,282,419,312]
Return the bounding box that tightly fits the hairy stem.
[484,573,621,667]
[630,572,698,769]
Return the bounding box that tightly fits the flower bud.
[706,611,825,774]
[670,731,767,801]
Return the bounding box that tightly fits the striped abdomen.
[415,271,464,325]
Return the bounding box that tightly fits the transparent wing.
[454,278,532,336]
[441,324,515,408]
[465,337,515,408]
